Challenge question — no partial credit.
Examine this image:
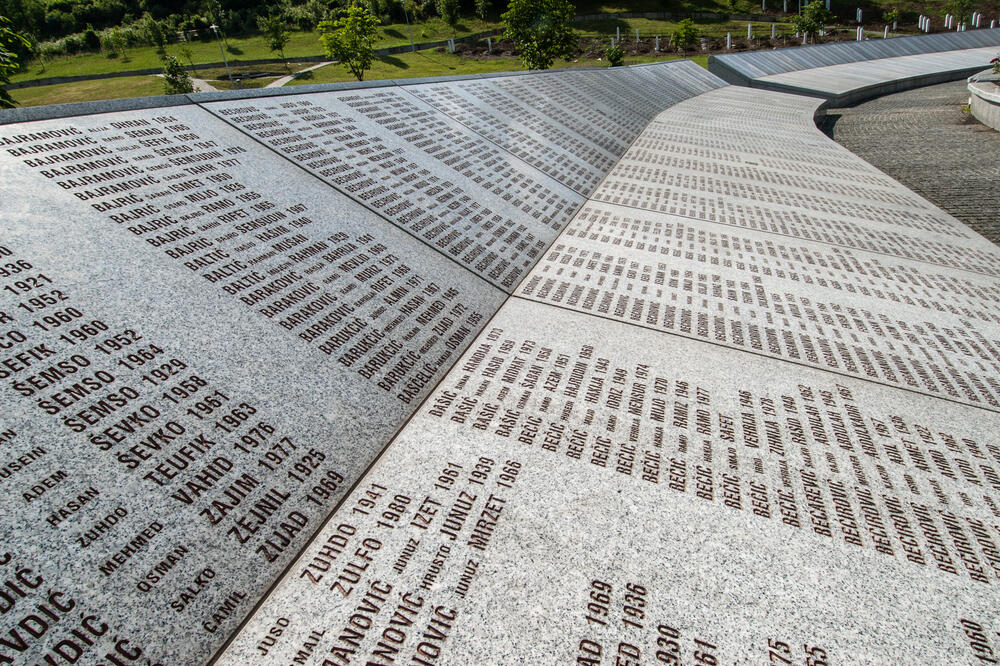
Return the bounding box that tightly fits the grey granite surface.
[0,104,505,665]
[217,299,1000,664]
[709,30,1000,105]
[0,61,725,666]
[709,28,1000,80]
[4,57,1000,666]
[533,86,1000,408]
[215,79,1000,665]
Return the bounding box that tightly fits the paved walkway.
[266,62,333,88]
[155,73,219,92]
[190,77,220,92]
[819,80,1000,245]
[163,62,332,92]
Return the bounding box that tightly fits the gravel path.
[818,80,1000,245]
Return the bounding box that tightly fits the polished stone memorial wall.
[0,61,728,665]
[216,87,1000,664]
[709,29,1000,105]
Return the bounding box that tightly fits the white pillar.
[635,28,639,42]
[748,23,753,38]
[726,32,732,49]
[655,35,659,50]
[883,25,888,38]
[487,37,492,53]
[771,23,776,37]
[616,26,620,41]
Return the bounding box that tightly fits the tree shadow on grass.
[573,17,632,35]
[415,51,456,70]
[384,28,405,38]
[379,55,409,69]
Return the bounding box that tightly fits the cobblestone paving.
[818,80,1000,245]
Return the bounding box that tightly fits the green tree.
[946,0,973,24]
[161,53,195,93]
[791,0,832,38]
[604,42,623,66]
[475,0,490,20]
[257,13,290,69]
[1,15,30,108]
[882,7,899,24]
[180,44,197,75]
[437,0,459,29]
[671,17,699,50]
[141,14,168,51]
[103,25,128,59]
[502,0,576,71]
[318,4,379,81]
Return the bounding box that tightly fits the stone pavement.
[820,80,1000,244]
[266,61,333,87]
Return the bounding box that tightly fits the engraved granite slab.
[591,87,1000,276]
[4,57,1000,666]
[753,47,1000,104]
[203,87,584,293]
[216,298,1000,664]
[406,61,724,196]
[516,87,1000,409]
[708,28,1000,83]
[518,201,1000,409]
[0,103,504,665]
[214,71,1000,665]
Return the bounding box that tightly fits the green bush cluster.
[35,14,179,58]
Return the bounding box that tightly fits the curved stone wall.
[710,29,1000,105]
[970,72,1000,131]
[2,58,1000,665]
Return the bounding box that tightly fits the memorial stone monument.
[1,56,999,665]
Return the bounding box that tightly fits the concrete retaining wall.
[969,72,1000,131]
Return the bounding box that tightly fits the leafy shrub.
[161,53,194,94]
[671,18,698,50]
[605,43,623,66]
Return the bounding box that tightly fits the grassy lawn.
[5,50,707,107]
[7,13,812,87]
[208,77,281,90]
[11,18,499,84]
[288,50,707,86]
[10,75,165,107]
[574,16,797,39]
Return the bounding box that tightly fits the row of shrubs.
[21,0,477,62]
